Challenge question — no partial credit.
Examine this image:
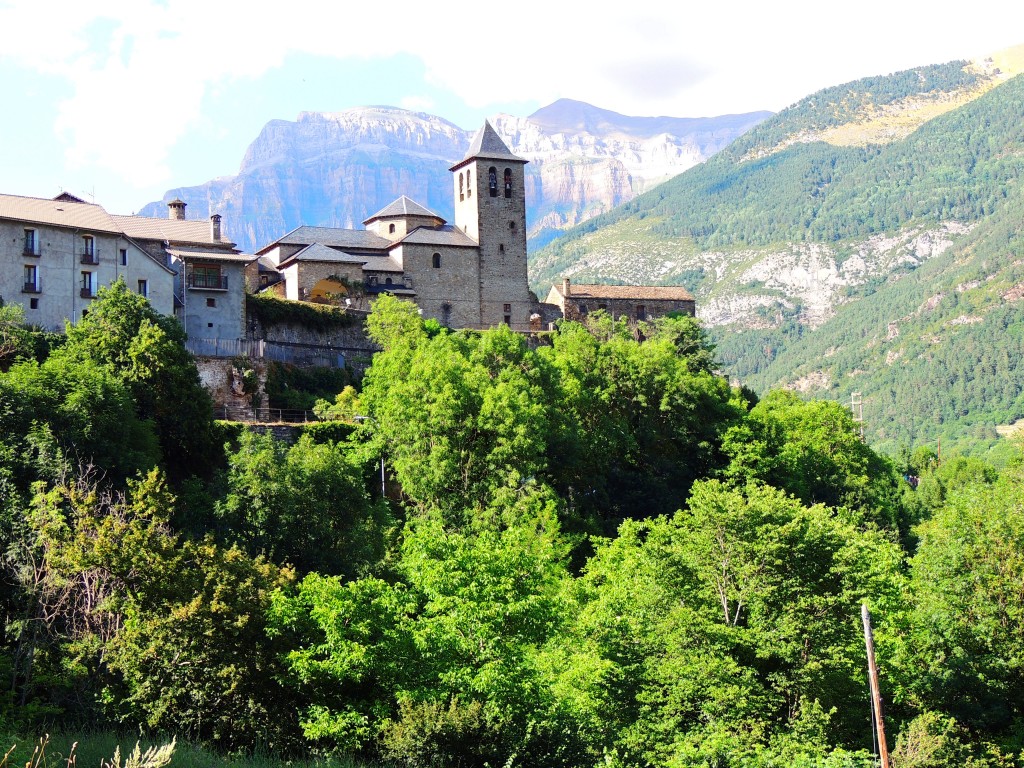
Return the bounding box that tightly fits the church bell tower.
[450,122,532,328]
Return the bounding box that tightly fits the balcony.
[22,282,40,294]
[80,287,95,299]
[187,273,228,291]
[80,252,99,265]
[23,248,39,257]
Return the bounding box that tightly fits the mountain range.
[138,101,770,253]
[532,46,1024,453]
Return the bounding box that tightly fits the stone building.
[0,192,253,341]
[545,278,696,322]
[257,123,539,330]
[0,193,176,328]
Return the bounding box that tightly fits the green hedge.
[247,294,361,332]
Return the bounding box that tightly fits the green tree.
[573,480,902,766]
[895,471,1024,742]
[57,280,217,481]
[722,390,905,530]
[22,469,300,750]
[215,431,394,576]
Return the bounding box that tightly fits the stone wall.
[248,309,379,374]
[568,296,696,322]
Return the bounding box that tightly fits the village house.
[257,122,538,330]
[0,192,253,343]
[2,124,694,350]
[545,277,696,322]
[256,122,695,330]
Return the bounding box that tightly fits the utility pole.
[862,604,890,768]
[851,392,865,440]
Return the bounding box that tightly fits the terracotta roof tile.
[561,283,695,301]
[0,193,120,232]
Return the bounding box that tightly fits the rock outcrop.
[140,101,769,253]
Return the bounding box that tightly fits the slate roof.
[263,225,391,253]
[0,193,120,233]
[278,243,371,269]
[361,254,405,273]
[451,121,526,170]
[557,283,695,301]
[112,214,235,247]
[400,225,478,247]
[166,246,257,264]
[364,195,443,224]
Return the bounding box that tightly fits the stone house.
[0,192,176,328]
[545,278,696,322]
[0,192,253,341]
[257,122,538,330]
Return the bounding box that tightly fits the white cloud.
[2,0,1023,191]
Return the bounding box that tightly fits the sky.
[2,0,1023,215]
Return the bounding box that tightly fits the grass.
[0,732,380,768]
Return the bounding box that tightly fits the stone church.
[257,122,543,330]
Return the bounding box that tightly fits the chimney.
[210,214,222,241]
[562,277,571,297]
[167,198,186,220]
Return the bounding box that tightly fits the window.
[206,297,216,307]
[499,243,505,252]
[488,167,498,197]
[503,303,511,313]
[459,173,464,201]
[120,248,128,266]
[137,279,149,297]
[385,277,393,286]
[389,223,396,234]
[466,169,472,197]
[23,229,37,255]
[23,265,38,292]
[80,271,94,297]
[432,252,441,268]
[29,298,38,309]
[508,221,516,231]
[636,305,646,320]
[82,235,96,264]
[504,168,513,198]
[190,264,225,289]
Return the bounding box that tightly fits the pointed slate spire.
[452,121,526,169]
[364,195,442,224]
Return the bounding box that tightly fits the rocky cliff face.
[140,102,769,253]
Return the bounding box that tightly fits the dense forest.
[527,61,1024,455]
[1,285,1023,767]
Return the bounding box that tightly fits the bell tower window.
[488,167,498,197]
[389,223,396,234]
[432,252,441,269]
[466,169,472,197]
[459,173,464,202]
[504,168,513,198]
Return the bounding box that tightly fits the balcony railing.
[80,287,95,299]
[187,273,228,290]
[80,252,99,265]
[22,282,40,294]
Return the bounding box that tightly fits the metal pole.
[862,604,891,768]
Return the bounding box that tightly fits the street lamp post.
[353,415,386,497]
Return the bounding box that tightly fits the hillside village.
[4,41,1024,768]
[1,122,694,395]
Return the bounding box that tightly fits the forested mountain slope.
[530,49,1024,451]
